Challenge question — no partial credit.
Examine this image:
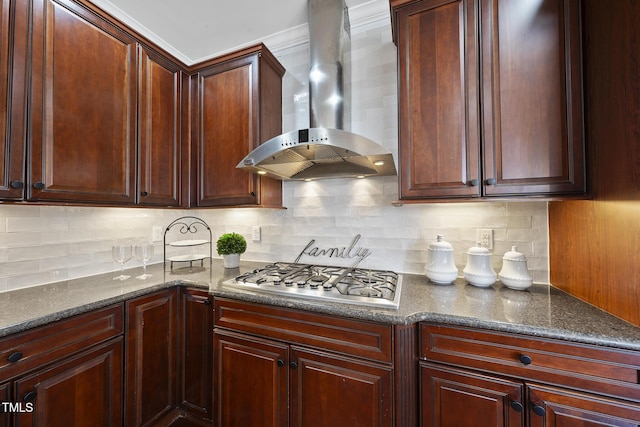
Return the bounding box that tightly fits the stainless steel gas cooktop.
[223,262,402,309]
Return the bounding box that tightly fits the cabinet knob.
[7,351,23,363]
[204,299,211,306]
[33,182,45,190]
[290,361,298,369]
[532,404,546,417]
[486,178,497,186]
[519,354,532,365]
[469,179,479,187]
[10,180,24,189]
[510,401,523,412]
[277,359,285,367]
[23,390,37,403]
[141,191,149,197]
[250,191,256,197]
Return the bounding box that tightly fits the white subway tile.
[0,23,550,289]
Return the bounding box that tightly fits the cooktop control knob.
[297,280,306,288]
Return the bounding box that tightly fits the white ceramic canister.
[425,234,458,285]
[463,242,497,287]
[498,246,533,290]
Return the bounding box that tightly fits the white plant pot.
[222,254,240,268]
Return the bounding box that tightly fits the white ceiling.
[87,0,385,66]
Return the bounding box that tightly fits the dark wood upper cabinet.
[3,0,285,208]
[138,47,184,207]
[393,0,481,199]
[191,44,284,208]
[0,0,28,200]
[480,0,585,197]
[392,0,585,200]
[28,0,137,204]
[0,1,7,195]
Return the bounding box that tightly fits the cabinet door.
[420,363,523,427]
[125,289,178,427]
[0,0,9,196]
[14,338,123,427]
[194,55,260,207]
[481,0,585,196]
[28,0,137,204]
[527,384,640,427]
[214,329,289,427]
[138,47,183,207]
[0,0,28,199]
[291,347,393,427]
[0,382,8,427]
[178,288,213,420]
[395,0,481,199]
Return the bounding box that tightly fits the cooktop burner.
[223,262,402,309]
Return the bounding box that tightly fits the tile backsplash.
[0,15,549,292]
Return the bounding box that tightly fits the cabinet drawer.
[0,304,123,380]
[420,323,640,402]
[214,298,392,363]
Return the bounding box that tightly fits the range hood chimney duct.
[308,0,348,130]
[236,0,397,181]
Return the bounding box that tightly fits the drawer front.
[420,323,640,402]
[0,304,124,380]
[214,298,392,363]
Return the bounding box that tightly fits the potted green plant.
[216,232,247,268]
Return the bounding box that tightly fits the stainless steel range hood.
[237,0,397,181]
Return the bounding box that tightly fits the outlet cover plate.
[252,226,261,242]
[477,229,493,249]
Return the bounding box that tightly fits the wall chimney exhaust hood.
[237,0,397,181]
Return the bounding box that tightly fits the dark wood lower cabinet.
[527,384,640,427]
[125,289,178,427]
[213,298,397,427]
[420,363,523,427]
[214,330,394,427]
[291,347,393,427]
[14,338,123,426]
[419,323,640,427]
[214,330,288,427]
[0,382,8,427]
[179,288,213,421]
[420,363,640,427]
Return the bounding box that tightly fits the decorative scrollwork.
[163,216,212,270]
[166,216,211,236]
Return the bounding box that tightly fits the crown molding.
[88,0,390,66]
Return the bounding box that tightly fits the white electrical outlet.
[477,229,493,249]
[252,226,261,242]
[152,226,164,242]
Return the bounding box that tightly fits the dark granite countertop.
[0,260,638,352]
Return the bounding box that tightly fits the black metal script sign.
[294,234,371,267]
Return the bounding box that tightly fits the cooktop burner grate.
[223,262,402,309]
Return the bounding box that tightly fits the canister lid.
[467,242,491,255]
[428,234,453,252]
[503,246,527,262]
